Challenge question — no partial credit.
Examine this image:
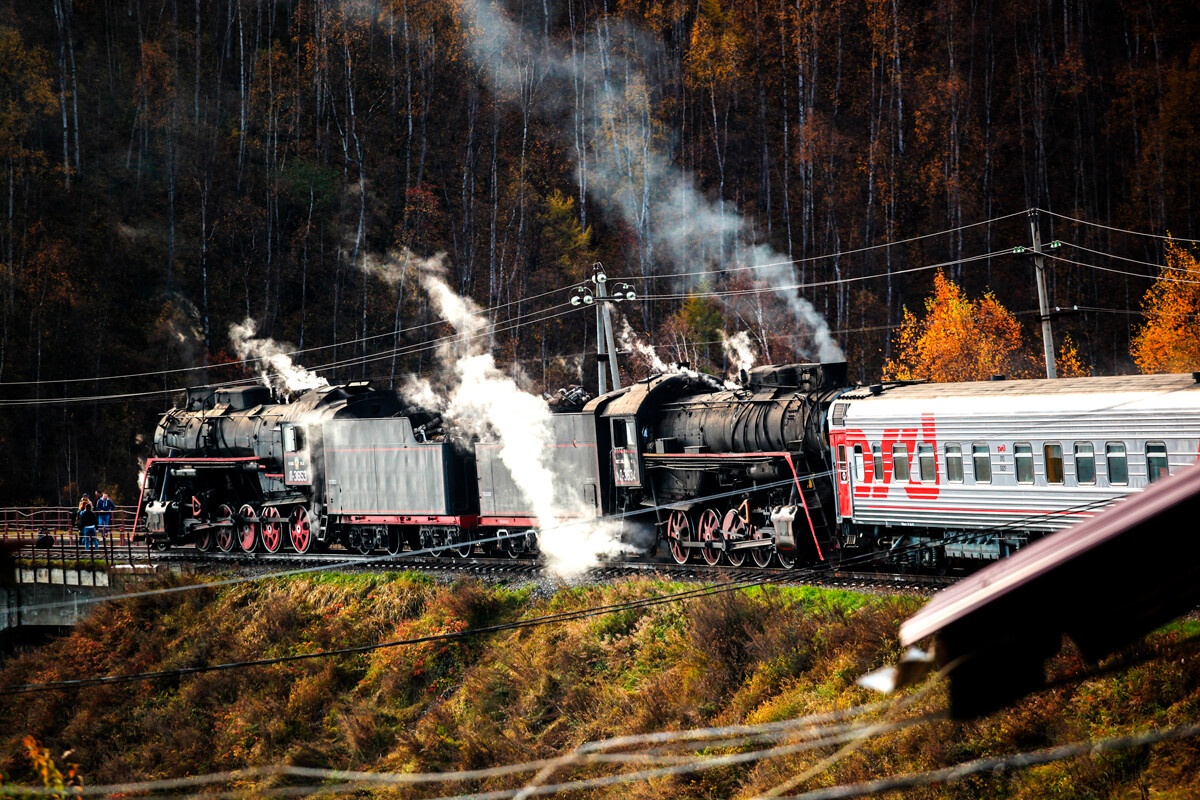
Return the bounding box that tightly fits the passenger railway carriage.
[826,373,1200,569]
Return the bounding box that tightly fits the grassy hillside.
[1,575,1198,798]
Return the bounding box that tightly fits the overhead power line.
[0,210,1031,392]
[0,303,580,407]
[0,281,578,388]
[638,250,1006,302]
[1039,208,1200,245]
[628,210,1029,283]
[1044,253,1200,285]
[1064,241,1200,275]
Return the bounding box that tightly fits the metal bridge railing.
[0,505,154,571]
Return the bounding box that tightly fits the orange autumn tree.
[1056,334,1091,377]
[884,271,1032,382]
[1131,239,1200,373]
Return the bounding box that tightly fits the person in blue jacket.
[96,491,115,541]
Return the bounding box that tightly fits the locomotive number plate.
[613,449,640,486]
[286,453,313,485]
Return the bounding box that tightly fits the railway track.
[148,547,955,595]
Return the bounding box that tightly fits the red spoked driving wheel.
[667,510,691,565]
[290,506,315,554]
[237,504,259,552]
[260,506,284,554]
[193,496,214,552]
[750,524,773,568]
[696,509,722,566]
[722,508,748,567]
[215,504,237,553]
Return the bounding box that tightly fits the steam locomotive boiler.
[585,362,849,567]
[140,382,476,554]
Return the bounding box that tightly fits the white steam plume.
[417,261,634,577]
[457,1,844,363]
[616,316,669,375]
[616,315,724,391]
[229,318,329,399]
[721,330,758,375]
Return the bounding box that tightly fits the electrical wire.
[1063,241,1200,275]
[774,722,1200,800]
[5,236,1175,404]
[11,474,806,615]
[636,250,1006,301]
[0,212,1029,392]
[1074,305,1200,320]
[1042,253,1200,284]
[622,211,1029,283]
[3,703,898,796]
[0,574,786,694]
[0,302,582,407]
[1038,208,1200,245]
[0,280,580,387]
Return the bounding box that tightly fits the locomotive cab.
[281,423,312,486]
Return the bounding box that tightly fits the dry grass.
[1,574,1198,799]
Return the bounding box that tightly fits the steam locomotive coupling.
[137,363,1200,572]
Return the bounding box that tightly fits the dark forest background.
[1,0,1198,505]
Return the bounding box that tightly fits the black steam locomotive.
[137,362,847,566]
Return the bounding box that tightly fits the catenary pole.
[1028,209,1057,379]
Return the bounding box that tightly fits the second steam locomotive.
[138,363,1200,571]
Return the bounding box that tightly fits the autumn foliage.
[1131,241,1200,374]
[0,1,1198,502]
[884,272,1033,383]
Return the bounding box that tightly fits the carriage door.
[829,431,853,521]
[611,418,640,487]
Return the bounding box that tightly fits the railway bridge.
[0,506,155,644]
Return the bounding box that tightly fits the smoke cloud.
[415,259,634,577]
[616,316,669,375]
[721,330,758,376]
[229,318,330,399]
[457,1,844,363]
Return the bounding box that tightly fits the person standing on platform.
[77,497,99,551]
[96,491,115,543]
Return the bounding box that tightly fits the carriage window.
[612,420,628,448]
[972,443,992,483]
[873,446,884,483]
[1106,442,1128,485]
[1146,442,1169,483]
[1044,443,1064,484]
[918,444,935,482]
[1074,443,1096,484]
[1014,443,1034,484]
[853,445,865,482]
[891,443,910,482]
[945,444,963,483]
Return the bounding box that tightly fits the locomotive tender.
[138,365,1200,571]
